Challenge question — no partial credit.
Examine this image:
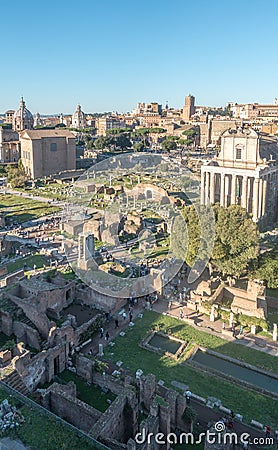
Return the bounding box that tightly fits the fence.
[0,380,110,450]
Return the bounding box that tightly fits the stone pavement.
[81,296,278,360]
[152,299,278,357]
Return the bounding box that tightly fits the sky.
[1,0,278,114]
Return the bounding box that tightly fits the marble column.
[252,178,260,222]
[201,170,205,205]
[241,176,248,210]
[209,172,215,204]
[205,171,210,205]
[220,173,225,206]
[231,174,237,205]
[258,178,263,219]
[224,174,230,207]
[261,178,267,217]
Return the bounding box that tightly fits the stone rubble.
[0,399,24,432]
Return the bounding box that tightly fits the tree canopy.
[212,204,259,276]
[171,204,259,277]
[251,246,278,288]
[6,160,27,188]
[161,138,177,151]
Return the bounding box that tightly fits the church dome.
[14,97,33,120]
[13,98,34,131]
[72,104,86,128]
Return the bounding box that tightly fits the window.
[236,147,242,160]
[50,142,57,151]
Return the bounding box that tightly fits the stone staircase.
[3,370,30,396]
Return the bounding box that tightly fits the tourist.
[115,319,119,328]
[239,325,243,335]
[123,312,127,320]
[105,331,110,341]
[185,389,191,404]
[129,312,133,322]
[265,425,271,438]
[100,327,104,338]
[168,301,172,309]
[222,322,226,330]
[179,309,183,319]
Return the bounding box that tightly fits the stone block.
[235,414,243,422]
[191,393,206,404]
[219,405,231,414]
[251,420,264,429]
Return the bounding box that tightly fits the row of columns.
[201,171,268,222]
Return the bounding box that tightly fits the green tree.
[6,159,27,188]
[115,134,132,150]
[182,129,197,137]
[161,138,177,151]
[251,246,278,288]
[212,204,259,276]
[133,141,145,152]
[174,204,259,277]
[94,135,113,150]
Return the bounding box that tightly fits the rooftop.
[21,129,75,139]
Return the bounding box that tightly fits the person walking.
[115,319,119,328]
[179,309,183,319]
[105,331,110,341]
[123,312,127,320]
[100,327,104,338]
[265,425,271,438]
[185,388,191,404]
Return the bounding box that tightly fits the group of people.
[218,411,235,430]
[99,307,134,343]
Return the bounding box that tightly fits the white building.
[72,105,86,129]
[201,127,278,228]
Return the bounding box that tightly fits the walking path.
[152,299,278,356]
[79,301,276,448]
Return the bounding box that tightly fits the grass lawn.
[105,310,278,428]
[15,182,69,201]
[0,386,105,450]
[0,194,60,224]
[58,370,116,412]
[6,254,49,274]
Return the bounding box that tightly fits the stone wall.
[6,293,51,338]
[90,388,138,444]
[75,285,126,313]
[0,311,13,336]
[42,382,101,432]
[13,321,41,350]
[15,341,69,390]
[2,270,24,287]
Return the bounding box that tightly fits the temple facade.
[200,127,278,228]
